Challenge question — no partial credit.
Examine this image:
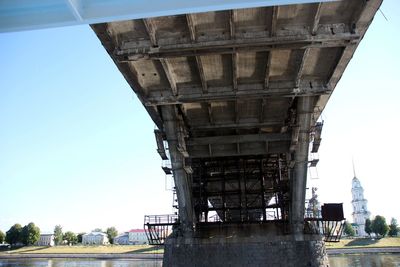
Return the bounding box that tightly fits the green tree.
[365,218,372,236]
[343,221,355,237]
[106,227,118,244]
[21,222,40,245]
[5,224,22,245]
[372,215,389,237]
[77,232,86,243]
[63,231,78,245]
[388,218,398,237]
[54,225,63,245]
[0,230,5,244]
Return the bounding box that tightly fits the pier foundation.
[163,223,328,267]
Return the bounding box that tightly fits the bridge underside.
[91,0,381,265]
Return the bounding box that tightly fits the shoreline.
[327,247,400,255]
[2,247,400,259]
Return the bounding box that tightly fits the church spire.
[352,158,356,178]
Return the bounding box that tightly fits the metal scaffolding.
[191,154,290,224]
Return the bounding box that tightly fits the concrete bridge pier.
[291,96,315,239]
[161,105,194,235]
[163,224,328,267]
[162,97,329,267]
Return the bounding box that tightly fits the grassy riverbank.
[325,237,400,249]
[0,245,163,254]
[2,237,399,255]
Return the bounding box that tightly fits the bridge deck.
[91,0,382,232]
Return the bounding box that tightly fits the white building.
[35,234,55,246]
[351,171,371,236]
[82,232,109,245]
[114,232,130,245]
[128,229,148,245]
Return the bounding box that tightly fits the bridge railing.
[304,203,345,242]
[144,214,179,245]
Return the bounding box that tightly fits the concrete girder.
[116,32,359,61]
[290,96,315,238]
[144,83,330,106]
[161,105,194,233]
[187,133,290,146]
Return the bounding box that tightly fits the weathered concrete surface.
[164,224,329,267]
[91,0,383,233]
[90,1,382,265]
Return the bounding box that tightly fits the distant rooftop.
[129,229,146,233]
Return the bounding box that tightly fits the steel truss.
[191,154,290,224]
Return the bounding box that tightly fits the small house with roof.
[128,229,148,245]
[35,234,55,246]
[82,232,109,245]
[114,232,130,245]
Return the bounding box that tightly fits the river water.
[0,258,162,267]
[329,253,400,267]
[0,254,399,266]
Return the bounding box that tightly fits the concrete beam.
[188,141,290,158]
[186,14,196,42]
[117,32,359,60]
[270,6,278,36]
[187,133,290,146]
[191,121,282,131]
[229,10,236,39]
[160,59,178,96]
[143,18,157,46]
[311,3,322,36]
[232,53,238,91]
[264,52,272,89]
[295,48,310,88]
[145,84,330,105]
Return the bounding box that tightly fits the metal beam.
[188,142,290,158]
[145,84,330,105]
[191,121,283,131]
[117,32,359,60]
[0,0,340,32]
[187,133,291,146]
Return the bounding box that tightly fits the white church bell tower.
[351,162,371,236]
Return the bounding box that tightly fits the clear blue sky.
[0,0,399,234]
